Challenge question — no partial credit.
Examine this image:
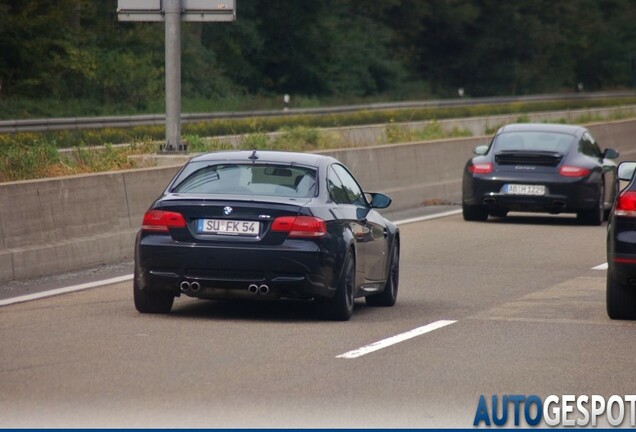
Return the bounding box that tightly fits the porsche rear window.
[171,163,317,198]
[494,132,575,153]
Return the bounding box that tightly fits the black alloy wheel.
[489,209,508,218]
[604,181,619,221]
[322,249,356,321]
[463,203,489,222]
[578,183,604,226]
[366,242,399,307]
[134,272,175,314]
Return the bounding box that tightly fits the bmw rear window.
[170,163,317,198]
[494,132,575,153]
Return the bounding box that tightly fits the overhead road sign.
[117,0,236,152]
[117,0,236,22]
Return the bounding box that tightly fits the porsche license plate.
[503,184,546,196]
[197,219,260,236]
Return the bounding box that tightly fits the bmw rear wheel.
[322,249,355,321]
[366,242,399,307]
[134,273,174,314]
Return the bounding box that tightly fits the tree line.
[1,0,636,111]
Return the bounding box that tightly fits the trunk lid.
[494,150,564,174]
[156,194,311,246]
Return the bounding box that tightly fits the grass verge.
[2,99,636,182]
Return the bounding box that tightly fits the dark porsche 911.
[134,150,399,321]
[462,123,619,224]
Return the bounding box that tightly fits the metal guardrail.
[1,91,635,133]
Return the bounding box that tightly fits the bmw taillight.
[271,216,327,238]
[142,210,187,232]
[559,165,591,177]
[615,191,636,217]
[469,162,493,174]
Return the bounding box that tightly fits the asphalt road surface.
[1,211,634,428]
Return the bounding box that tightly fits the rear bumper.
[134,232,340,300]
[463,173,599,213]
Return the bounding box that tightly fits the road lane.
[0,206,456,303]
[1,212,634,427]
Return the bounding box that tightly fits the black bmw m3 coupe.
[134,150,399,321]
[462,123,619,224]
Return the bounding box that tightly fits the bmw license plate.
[503,184,546,196]
[197,219,260,236]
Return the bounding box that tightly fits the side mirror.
[603,148,619,159]
[368,192,392,209]
[473,145,489,156]
[618,162,636,181]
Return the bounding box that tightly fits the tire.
[604,181,619,221]
[134,274,174,314]
[577,184,603,226]
[607,272,636,320]
[321,249,356,321]
[366,242,399,307]
[463,202,488,221]
[489,209,508,218]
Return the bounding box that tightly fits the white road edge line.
[0,274,133,307]
[394,209,462,226]
[592,263,608,270]
[1,209,460,307]
[336,320,457,359]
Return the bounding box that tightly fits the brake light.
[615,191,636,217]
[559,165,591,177]
[271,216,327,238]
[469,162,493,174]
[142,210,187,232]
[613,257,636,264]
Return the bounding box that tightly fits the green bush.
[386,120,472,144]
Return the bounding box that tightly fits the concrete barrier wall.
[0,167,180,282]
[2,117,636,282]
[337,105,636,149]
[320,136,485,210]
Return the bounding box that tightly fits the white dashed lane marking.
[0,275,133,307]
[336,320,457,359]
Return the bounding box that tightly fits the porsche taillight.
[271,216,327,238]
[615,191,636,217]
[469,162,493,174]
[558,165,591,177]
[142,210,187,232]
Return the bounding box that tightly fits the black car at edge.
[607,161,636,319]
[134,150,400,321]
[462,123,619,224]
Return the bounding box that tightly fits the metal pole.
[164,0,181,152]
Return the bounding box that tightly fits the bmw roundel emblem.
[223,206,233,216]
